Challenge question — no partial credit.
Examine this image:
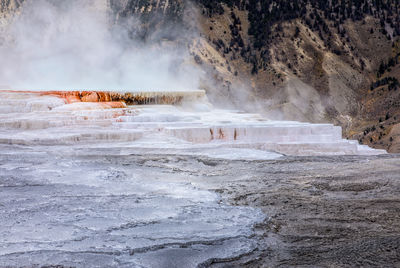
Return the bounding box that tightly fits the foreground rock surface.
[193,154,400,267]
[0,144,399,267]
[0,145,265,268]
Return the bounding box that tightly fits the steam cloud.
[0,0,201,91]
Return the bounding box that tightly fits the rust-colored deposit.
[43,91,129,109]
[1,90,191,106]
[43,91,117,104]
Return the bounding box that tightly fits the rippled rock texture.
[0,145,265,267]
[1,147,399,267]
[191,154,400,267]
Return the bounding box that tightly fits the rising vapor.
[0,0,201,91]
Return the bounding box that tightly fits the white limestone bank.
[0,90,386,156]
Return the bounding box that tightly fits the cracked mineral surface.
[1,145,399,267]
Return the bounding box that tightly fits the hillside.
[1,0,400,152]
[191,0,400,153]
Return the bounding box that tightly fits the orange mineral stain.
[0,89,205,106]
[1,90,127,108]
[99,102,127,109]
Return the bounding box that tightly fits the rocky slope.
[189,0,400,153]
[1,0,400,152]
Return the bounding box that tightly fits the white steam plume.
[0,0,201,91]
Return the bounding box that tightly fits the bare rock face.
[0,0,20,33]
[387,123,400,152]
[0,0,22,14]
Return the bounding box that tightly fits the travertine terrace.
[0,89,386,156]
